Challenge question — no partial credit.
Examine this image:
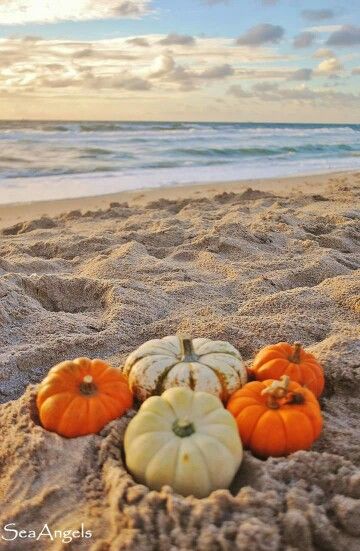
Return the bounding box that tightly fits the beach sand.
[0,171,359,550]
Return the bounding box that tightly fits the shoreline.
[0,170,357,230]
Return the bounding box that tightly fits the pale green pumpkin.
[124,386,243,498]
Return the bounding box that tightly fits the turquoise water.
[0,121,359,203]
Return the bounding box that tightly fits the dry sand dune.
[0,172,359,550]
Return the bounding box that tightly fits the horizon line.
[0,119,359,125]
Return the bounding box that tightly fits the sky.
[0,0,359,122]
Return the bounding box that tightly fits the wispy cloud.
[301,9,335,22]
[159,34,196,46]
[313,48,335,59]
[0,0,151,24]
[306,25,342,33]
[202,0,230,4]
[229,82,359,106]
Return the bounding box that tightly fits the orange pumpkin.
[36,357,133,438]
[227,376,323,458]
[249,342,324,397]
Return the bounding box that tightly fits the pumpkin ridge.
[188,365,196,391]
[284,362,302,382]
[124,351,174,377]
[276,409,290,455]
[129,356,179,393]
[299,403,323,439]
[190,436,219,487]
[100,381,131,393]
[281,410,314,450]
[199,351,241,359]
[132,431,173,444]
[145,438,179,482]
[248,409,269,449]
[201,363,230,401]
[95,367,120,382]
[55,395,81,434]
[196,406,231,425]
[97,394,126,417]
[299,365,317,388]
[161,395,182,420]
[194,432,237,464]
[38,390,75,408]
[154,362,181,395]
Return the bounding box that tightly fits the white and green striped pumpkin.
[123,335,247,402]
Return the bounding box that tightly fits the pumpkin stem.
[262,375,290,409]
[179,335,199,363]
[289,342,302,364]
[80,374,97,396]
[173,418,195,438]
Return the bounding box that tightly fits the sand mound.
[0,174,359,550]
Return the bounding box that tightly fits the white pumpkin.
[124,386,243,498]
[123,335,247,402]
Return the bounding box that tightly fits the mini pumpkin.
[124,386,243,498]
[249,342,324,397]
[227,375,323,458]
[123,335,247,402]
[37,357,133,438]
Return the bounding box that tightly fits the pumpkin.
[124,386,243,498]
[123,335,247,402]
[227,375,323,458]
[36,357,133,438]
[249,342,324,397]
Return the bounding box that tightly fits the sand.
[0,171,359,550]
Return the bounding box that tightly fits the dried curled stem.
[262,375,290,409]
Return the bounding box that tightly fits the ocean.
[0,121,359,204]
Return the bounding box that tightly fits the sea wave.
[172,143,356,158]
[1,121,359,201]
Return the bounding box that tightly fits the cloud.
[228,84,251,98]
[306,25,342,33]
[126,37,150,47]
[1,32,356,114]
[288,68,313,81]
[150,57,235,90]
[252,81,279,93]
[313,48,335,59]
[149,54,175,77]
[64,70,152,91]
[327,25,360,46]
[301,9,335,22]
[237,83,359,106]
[159,33,196,46]
[293,32,316,49]
[200,63,234,78]
[0,0,151,24]
[227,78,360,110]
[202,0,229,4]
[316,57,343,75]
[236,24,284,46]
